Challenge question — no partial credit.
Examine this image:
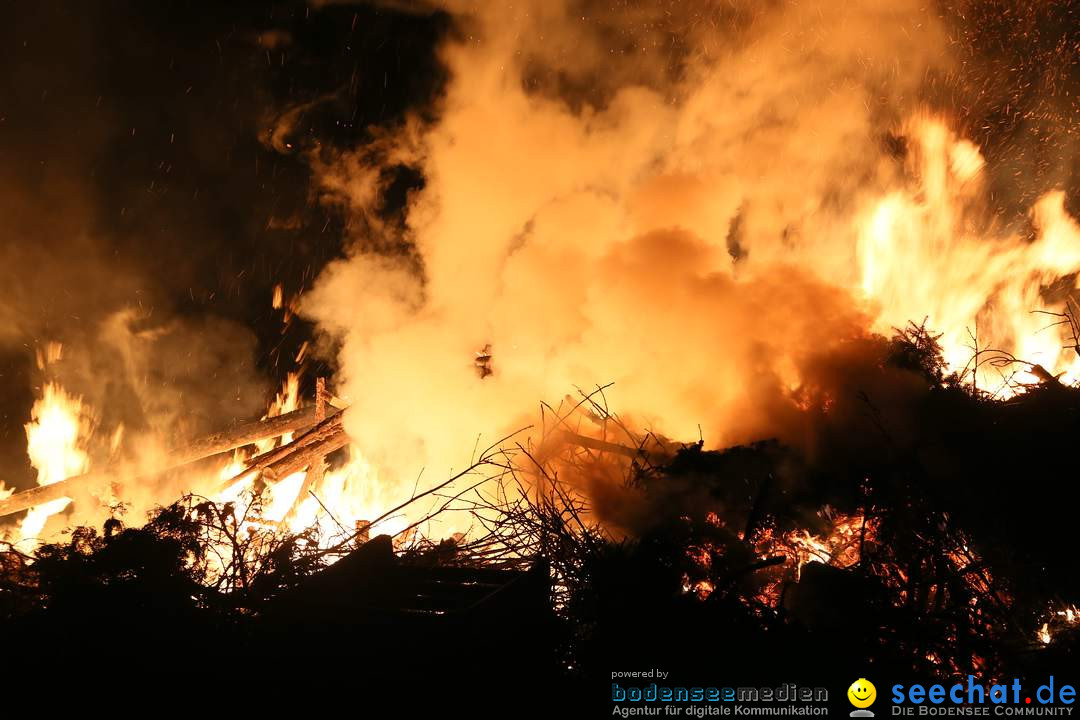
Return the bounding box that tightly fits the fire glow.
[858,116,1080,392]
[10,115,1080,552]
[1,1,1079,671]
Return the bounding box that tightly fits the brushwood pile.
[1,326,1078,700]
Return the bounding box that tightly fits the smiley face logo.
[848,679,877,709]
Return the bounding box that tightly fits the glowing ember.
[767,511,872,579]
[1034,604,1080,646]
[693,580,714,601]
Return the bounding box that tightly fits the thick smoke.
[296,0,957,503]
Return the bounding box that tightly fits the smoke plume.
[296,0,961,505]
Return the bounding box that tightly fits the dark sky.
[2,0,444,318]
[0,0,446,489]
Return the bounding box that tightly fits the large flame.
[211,371,406,555]
[19,383,92,544]
[857,116,1080,391]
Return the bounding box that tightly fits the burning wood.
[279,379,332,524]
[0,402,343,520]
[257,414,349,484]
[223,412,345,486]
[558,429,668,463]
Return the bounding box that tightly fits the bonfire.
[3,0,1080,712]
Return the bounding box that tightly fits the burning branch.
[0,403,342,520]
[222,411,347,489]
[557,430,658,461]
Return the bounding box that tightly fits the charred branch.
[557,429,664,462]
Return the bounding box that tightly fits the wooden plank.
[0,404,342,519]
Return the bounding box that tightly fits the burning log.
[280,381,338,520]
[0,482,89,522]
[260,420,350,483]
[220,410,348,491]
[280,379,332,524]
[558,430,666,463]
[0,403,342,520]
[173,404,339,465]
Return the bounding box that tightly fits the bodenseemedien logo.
[849,679,877,717]
[611,680,830,715]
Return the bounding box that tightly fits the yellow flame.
[857,116,1080,392]
[19,384,92,543]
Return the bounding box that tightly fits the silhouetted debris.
[3,325,1080,697]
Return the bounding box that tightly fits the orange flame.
[857,116,1080,392]
[18,384,92,544]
